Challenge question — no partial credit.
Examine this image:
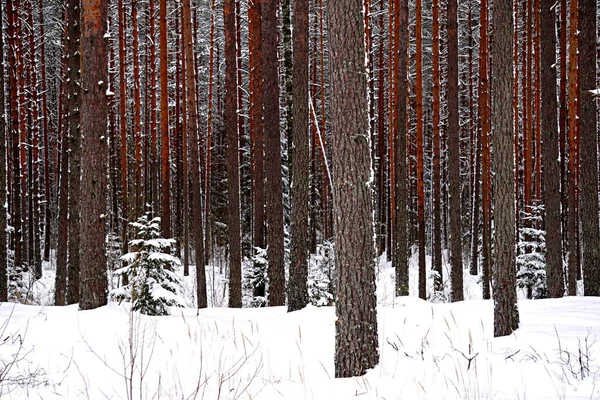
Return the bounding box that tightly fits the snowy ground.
[1,254,600,399]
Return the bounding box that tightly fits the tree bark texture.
[223,0,242,308]
[79,0,109,310]
[578,0,600,296]
[541,0,564,298]
[328,0,379,377]
[491,0,520,337]
[262,0,286,306]
[288,0,309,312]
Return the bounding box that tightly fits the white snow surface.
[1,255,600,399]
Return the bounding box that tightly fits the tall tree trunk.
[447,0,463,301]
[79,0,109,310]
[0,1,7,302]
[7,0,22,275]
[249,0,265,298]
[132,0,143,217]
[541,0,564,298]
[222,0,242,308]
[432,0,443,293]
[394,0,409,297]
[205,0,216,268]
[479,0,492,299]
[66,0,82,305]
[55,35,69,306]
[559,0,568,250]
[579,0,600,295]
[415,0,426,300]
[39,0,51,263]
[182,0,207,308]
[263,0,286,306]
[149,0,158,218]
[288,0,309,312]
[491,0,520,337]
[159,0,170,237]
[566,0,579,295]
[118,0,129,270]
[329,0,379,377]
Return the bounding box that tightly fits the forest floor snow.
[1,254,600,399]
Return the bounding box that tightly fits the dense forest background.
[0,0,599,378]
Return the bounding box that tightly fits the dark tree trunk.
[579,0,600,296]
[182,0,207,308]
[223,0,242,308]
[0,2,6,302]
[416,0,426,300]
[79,0,109,310]
[447,0,463,302]
[491,0,520,337]
[288,0,309,312]
[541,0,564,298]
[249,0,265,298]
[66,0,82,305]
[263,0,286,306]
[394,0,409,297]
[159,0,170,237]
[39,0,51,263]
[329,0,379,378]
[432,0,443,293]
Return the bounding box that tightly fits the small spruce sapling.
[111,213,185,315]
[517,205,548,299]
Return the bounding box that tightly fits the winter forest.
[1,0,600,397]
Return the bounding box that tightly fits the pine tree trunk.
[491,0,520,337]
[249,0,265,299]
[288,0,309,312]
[205,0,216,269]
[329,0,379,377]
[79,0,109,310]
[579,0,600,296]
[541,0,564,298]
[159,0,170,238]
[447,0,463,301]
[118,0,129,268]
[567,0,579,295]
[132,0,143,217]
[55,39,69,306]
[394,0,409,297]
[222,0,242,308]
[479,0,492,300]
[415,0,426,300]
[432,0,443,293]
[182,0,207,308]
[559,0,568,250]
[39,0,51,263]
[66,0,82,305]
[263,0,286,306]
[0,2,6,302]
[7,0,23,275]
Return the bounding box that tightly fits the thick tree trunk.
[263,0,286,306]
[79,0,109,310]
[329,0,379,377]
[66,0,82,305]
[118,0,129,265]
[491,0,520,337]
[132,0,143,217]
[579,0,600,296]
[39,0,51,263]
[288,0,309,312]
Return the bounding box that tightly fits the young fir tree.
[112,214,185,316]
